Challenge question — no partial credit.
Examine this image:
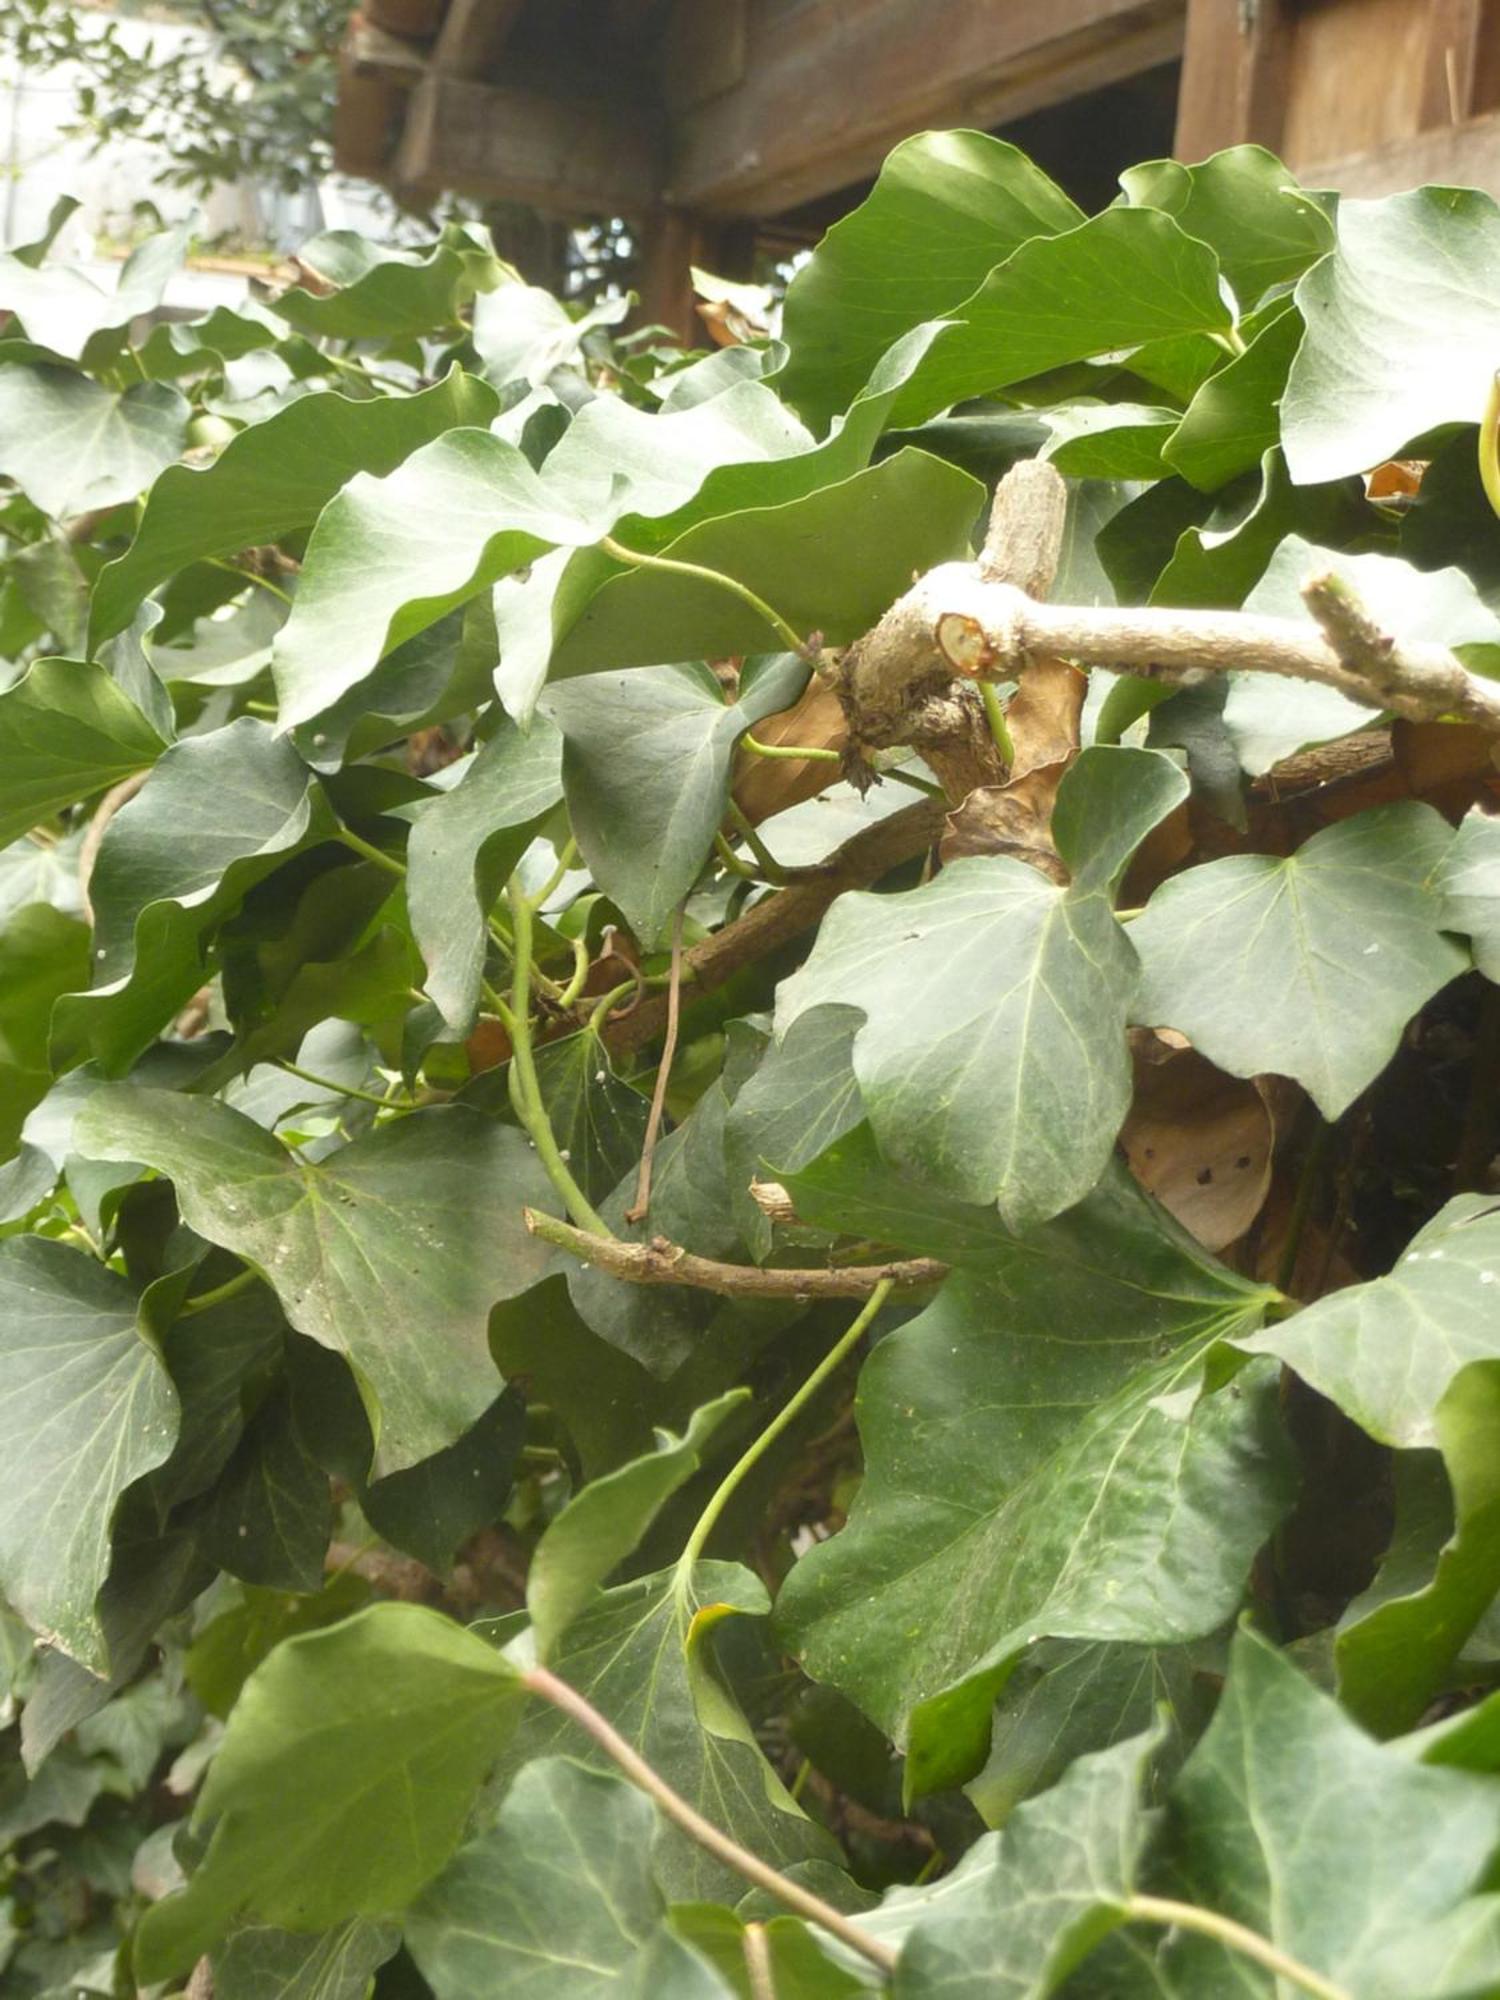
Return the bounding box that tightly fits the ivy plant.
[5,137,1500,2000]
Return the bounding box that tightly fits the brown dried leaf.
[731,677,847,826]
[1120,1035,1276,1251]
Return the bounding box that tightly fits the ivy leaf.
[527,1034,651,1206]
[268,224,505,340]
[775,1181,1286,1797]
[887,210,1233,431]
[146,1276,287,1515]
[504,1561,833,1900]
[407,1757,731,1999]
[0,904,90,1153]
[1119,146,1333,309]
[405,714,563,1035]
[134,1603,526,1980]
[546,655,808,945]
[90,370,498,648]
[0,656,166,849]
[196,1383,332,1594]
[271,429,597,730]
[777,130,1082,431]
[528,1390,746,1659]
[0,216,192,365]
[0,367,188,519]
[1131,801,1465,1117]
[1282,186,1500,483]
[1081,1627,1500,1997]
[210,1919,401,2000]
[1162,301,1302,492]
[723,1005,866,1261]
[1438,808,1500,983]
[1041,404,1178,482]
[890,1728,1158,1997]
[1335,1363,1500,1734]
[73,1089,555,1475]
[967,1640,1213,1832]
[54,717,333,1075]
[548,452,984,681]
[0,1238,178,1672]
[776,747,1186,1228]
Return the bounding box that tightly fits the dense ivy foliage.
[4,137,1500,1997]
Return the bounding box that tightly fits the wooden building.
[334,0,1500,331]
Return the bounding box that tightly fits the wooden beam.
[431,0,526,78]
[365,0,445,40]
[394,72,662,211]
[1297,100,1500,196]
[662,0,1184,218]
[1174,0,1293,161]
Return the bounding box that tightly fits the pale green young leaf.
[134,1603,526,1980]
[1131,801,1466,1117]
[1438,808,1500,983]
[0,367,188,519]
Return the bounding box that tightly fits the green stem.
[714,831,759,880]
[337,827,406,879]
[1122,1895,1349,2000]
[741,732,840,764]
[727,801,786,885]
[600,534,804,655]
[522,1663,897,1975]
[206,555,294,607]
[526,836,579,913]
[586,977,642,1039]
[1210,325,1248,360]
[678,1279,894,1577]
[179,1265,260,1317]
[980,680,1015,766]
[276,1058,400,1112]
[505,883,613,1236]
[1480,370,1500,521]
[557,932,591,1009]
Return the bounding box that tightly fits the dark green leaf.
[211,1919,401,2000]
[723,1006,866,1262]
[1163,301,1302,491]
[776,1186,1285,1796]
[0,657,166,849]
[547,655,807,945]
[90,368,499,647]
[528,1391,745,1659]
[1119,146,1333,309]
[197,1383,332,1592]
[55,717,332,1075]
[73,1090,554,1474]
[406,714,563,1035]
[777,130,1081,431]
[0,1238,177,1671]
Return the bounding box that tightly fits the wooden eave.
[336,0,1186,219]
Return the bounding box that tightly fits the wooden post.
[633,209,755,345]
[1174,0,1294,161]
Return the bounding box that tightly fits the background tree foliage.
[2,134,1500,1999]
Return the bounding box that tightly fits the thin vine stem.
[727,801,787,884]
[526,836,580,912]
[1123,1895,1350,2000]
[625,904,685,1222]
[275,1058,401,1112]
[979,680,1015,765]
[179,1265,260,1317]
[678,1279,894,1575]
[600,533,804,655]
[205,555,294,606]
[521,1663,898,1975]
[336,827,405,878]
[741,731,841,764]
[504,882,613,1236]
